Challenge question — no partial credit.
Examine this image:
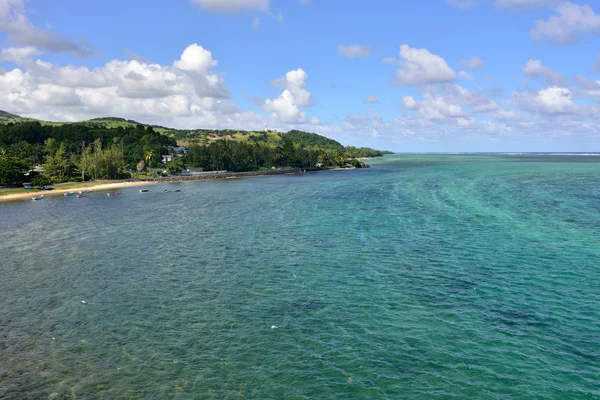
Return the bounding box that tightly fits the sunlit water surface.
[1,154,599,399]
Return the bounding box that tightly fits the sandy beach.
[0,181,156,202]
[0,169,313,202]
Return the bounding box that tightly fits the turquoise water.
[1,154,599,399]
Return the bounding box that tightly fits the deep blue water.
[1,154,599,399]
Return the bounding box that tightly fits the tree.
[78,143,94,181]
[144,149,155,169]
[41,143,71,183]
[334,152,347,167]
[0,157,26,185]
[166,157,185,174]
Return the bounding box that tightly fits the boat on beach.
[140,189,149,193]
[64,192,74,196]
[31,195,44,200]
[107,191,121,196]
[79,190,92,194]
[76,193,86,198]
[164,189,181,192]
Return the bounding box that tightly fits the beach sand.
[0,181,157,202]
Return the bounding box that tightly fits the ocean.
[1,154,599,399]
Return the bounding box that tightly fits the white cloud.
[173,44,218,73]
[516,86,578,114]
[459,70,474,80]
[460,57,484,71]
[190,0,269,13]
[443,84,499,113]
[492,108,529,121]
[252,16,261,28]
[522,59,568,87]
[574,74,600,90]
[338,44,372,58]
[418,93,468,120]
[401,85,500,120]
[401,96,418,109]
[264,68,312,123]
[392,44,456,86]
[0,46,41,64]
[456,117,476,127]
[573,74,600,99]
[364,95,379,104]
[0,0,93,57]
[0,43,267,129]
[531,2,600,45]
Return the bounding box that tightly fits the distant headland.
[0,110,392,198]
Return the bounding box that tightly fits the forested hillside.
[0,112,391,186]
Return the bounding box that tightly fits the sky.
[1,0,600,152]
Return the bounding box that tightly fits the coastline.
[0,169,308,202]
[0,181,153,202]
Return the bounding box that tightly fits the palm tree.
[144,149,154,170]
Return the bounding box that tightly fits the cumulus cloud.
[531,2,600,45]
[395,84,536,135]
[522,59,569,87]
[460,57,484,71]
[190,0,270,13]
[0,0,93,57]
[364,95,379,104]
[174,43,218,73]
[391,44,456,86]
[263,68,312,123]
[516,86,578,114]
[442,84,499,113]
[0,45,41,64]
[417,93,468,120]
[338,44,372,58]
[492,108,529,121]
[402,85,498,117]
[0,43,267,129]
[401,96,418,110]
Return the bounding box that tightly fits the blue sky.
[1,0,600,151]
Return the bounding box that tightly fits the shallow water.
[1,154,599,399]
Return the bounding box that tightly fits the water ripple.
[1,156,599,398]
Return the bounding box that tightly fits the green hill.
[0,111,21,119]
[283,130,344,151]
[0,111,391,186]
[0,110,390,155]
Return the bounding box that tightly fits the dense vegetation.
[0,121,174,185]
[0,111,20,119]
[0,112,392,186]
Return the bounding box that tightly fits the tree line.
[0,121,390,186]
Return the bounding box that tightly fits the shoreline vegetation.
[0,167,355,202]
[0,112,392,193]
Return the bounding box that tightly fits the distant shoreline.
[0,168,331,202]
